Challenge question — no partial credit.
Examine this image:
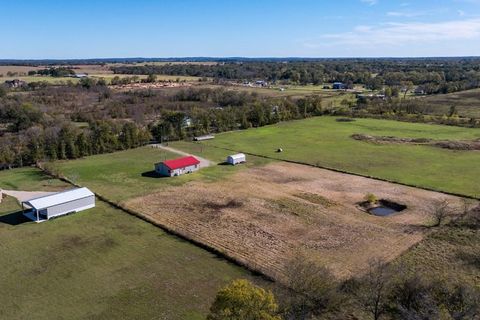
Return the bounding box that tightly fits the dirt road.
[150,144,213,168]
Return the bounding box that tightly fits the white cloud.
[387,11,425,17]
[313,18,480,47]
[361,0,378,5]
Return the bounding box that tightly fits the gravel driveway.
[2,190,55,203]
[150,144,213,168]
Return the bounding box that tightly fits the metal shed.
[226,153,246,165]
[193,135,215,141]
[22,187,95,222]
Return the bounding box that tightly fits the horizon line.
[1,55,480,62]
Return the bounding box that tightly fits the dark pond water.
[369,206,398,216]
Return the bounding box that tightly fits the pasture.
[184,116,480,198]
[422,88,480,119]
[48,138,474,282]
[0,167,264,319]
[2,75,79,84]
[51,145,269,203]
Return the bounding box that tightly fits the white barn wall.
[44,195,95,219]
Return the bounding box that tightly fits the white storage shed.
[226,153,246,165]
[22,187,95,222]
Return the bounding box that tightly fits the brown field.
[125,162,466,281]
[0,65,45,76]
[421,88,480,118]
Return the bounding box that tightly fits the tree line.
[111,58,480,94]
[0,120,151,169]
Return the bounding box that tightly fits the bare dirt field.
[125,162,467,281]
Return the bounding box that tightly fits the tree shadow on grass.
[0,211,31,226]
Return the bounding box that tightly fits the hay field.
[125,161,466,281]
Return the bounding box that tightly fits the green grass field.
[51,145,270,204]
[3,75,80,84]
[0,168,265,320]
[186,117,480,198]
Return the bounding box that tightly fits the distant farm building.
[194,134,215,141]
[255,80,268,87]
[4,79,26,88]
[414,87,426,95]
[155,156,200,177]
[226,153,246,165]
[182,116,193,128]
[22,187,95,222]
[332,82,346,90]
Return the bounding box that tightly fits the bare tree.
[283,255,342,319]
[431,199,451,227]
[353,258,391,320]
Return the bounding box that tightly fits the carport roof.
[22,187,94,210]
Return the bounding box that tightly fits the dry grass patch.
[126,162,469,281]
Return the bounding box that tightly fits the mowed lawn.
[192,117,480,198]
[0,168,264,320]
[53,145,270,203]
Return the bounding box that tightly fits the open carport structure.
[21,187,95,222]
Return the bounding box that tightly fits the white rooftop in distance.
[23,187,94,210]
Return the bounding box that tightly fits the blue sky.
[1,0,480,58]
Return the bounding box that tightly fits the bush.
[208,279,280,320]
[365,193,378,204]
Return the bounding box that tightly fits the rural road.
[150,144,213,168]
[2,190,55,202]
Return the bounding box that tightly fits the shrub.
[208,279,280,320]
[365,193,378,204]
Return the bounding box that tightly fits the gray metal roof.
[228,153,246,160]
[22,187,94,210]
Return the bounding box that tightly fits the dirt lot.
[126,162,468,281]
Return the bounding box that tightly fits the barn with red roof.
[154,156,200,177]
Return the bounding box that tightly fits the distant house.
[74,73,88,78]
[4,79,26,88]
[194,134,215,141]
[226,153,246,165]
[155,156,200,177]
[357,94,386,102]
[332,82,346,90]
[255,80,268,87]
[22,187,95,222]
[182,116,193,128]
[414,87,426,95]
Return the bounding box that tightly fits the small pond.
[368,206,398,216]
[364,199,407,217]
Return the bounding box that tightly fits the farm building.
[332,82,346,90]
[226,153,246,165]
[22,187,95,222]
[155,156,200,177]
[194,134,215,141]
[4,79,26,88]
